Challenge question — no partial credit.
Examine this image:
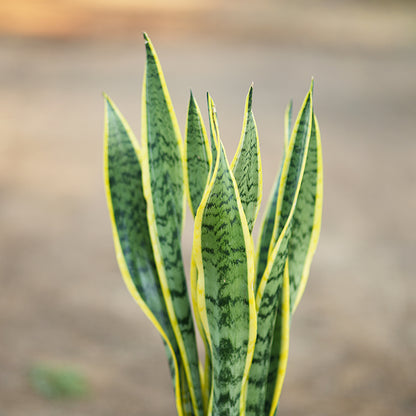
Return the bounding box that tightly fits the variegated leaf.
[189,94,222,411]
[288,113,323,313]
[231,86,262,233]
[185,92,212,217]
[246,221,291,416]
[104,95,186,415]
[261,84,314,414]
[207,93,220,179]
[247,89,304,410]
[255,101,292,291]
[190,256,211,413]
[269,82,314,254]
[264,261,290,416]
[193,129,256,416]
[141,33,203,416]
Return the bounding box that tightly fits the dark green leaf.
[186,92,212,217]
[141,33,203,416]
[104,95,189,414]
[194,138,256,416]
[231,86,262,233]
[288,113,323,312]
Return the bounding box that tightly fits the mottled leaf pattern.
[104,33,322,416]
[141,33,203,415]
[249,88,313,416]
[207,94,220,178]
[246,221,291,416]
[190,256,212,413]
[186,92,212,217]
[288,113,323,312]
[264,261,290,416]
[269,83,314,254]
[231,86,262,233]
[193,137,256,416]
[255,101,292,292]
[104,96,185,415]
[261,85,314,415]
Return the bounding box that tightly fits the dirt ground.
[0,1,415,415]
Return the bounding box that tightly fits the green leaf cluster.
[104,33,323,416]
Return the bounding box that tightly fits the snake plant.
[104,33,323,416]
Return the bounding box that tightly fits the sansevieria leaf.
[269,82,314,254]
[247,91,312,416]
[288,113,323,313]
[255,101,293,291]
[264,261,290,416]
[207,93,220,179]
[262,84,314,415]
[104,96,185,414]
[231,86,262,233]
[185,92,212,217]
[188,94,220,412]
[140,33,203,415]
[193,105,257,415]
[246,215,292,416]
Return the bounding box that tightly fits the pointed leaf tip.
[186,90,211,217]
[207,93,217,114]
[103,93,114,109]
[230,83,262,233]
[247,85,253,110]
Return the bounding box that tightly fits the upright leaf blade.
[269,83,314,254]
[265,261,290,416]
[141,33,203,415]
[104,95,185,415]
[247,90,307,410]
[231,86,263,233]
[190,255,212,413]
[255,101,292,291]
[289,113,323,312]
[142,33,185,230]
[207,93,220,178]
[246,221,291,416]
[185,92,212,217]
[258,84,314,414]
[193,134,257,416]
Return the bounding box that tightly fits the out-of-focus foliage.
[29,363,89,399]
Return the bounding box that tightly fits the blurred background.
[0,0,415,415]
